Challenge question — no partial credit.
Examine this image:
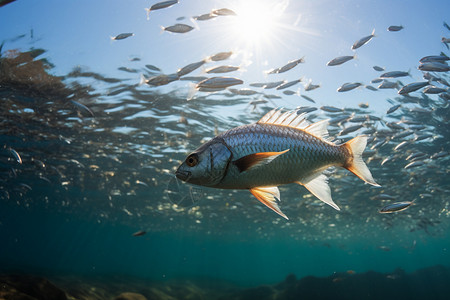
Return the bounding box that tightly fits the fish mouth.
[175,170,191,182]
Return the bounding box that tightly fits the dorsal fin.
[257,108,330,140]
[258,108,310,129]
[304,119,329,140]
[257,108,283,124]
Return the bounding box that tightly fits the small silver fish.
[352,29,375,50]
[380,70,410,78]
[407,125,426,130]
[194,13,217,21]
[380,155,394,166]
[371,78,383,83]
[197,87,227,92]
[374,194,396,200]
[145,64,162,72]
[381,156,393,166]
[211,8,237,16]
[409,107,433,114]
[143,73,179,86]
[410,155,427,163]
[176,108,379,219]
[398,82,429,95]
[145,0,178,19]
[349,115,367,123]
[440,92,450,101]
[206,65,240,74]
[70,100,94,117]
[339,124,363,136]
[276,78,303,90]
[378,246,391,252]
[300,95,316,103]
[263,81,286,89]
[418,62,450,72]
[161,23,194,34]
[373,66,385,72]
[387,104,401,114]
[249,82,268,88]
[378,81,398,89]
[406,152,426,161]
[228,88,259,96]
[196,77,243,89]
[387,25,404,32]
[414,133,433,141]
[320,106,344,113]
[326,55,356,66]
[404,161,425,169]
[365,85,378,91]
[329,115,350,125]
[263,94,282,99]
[419,55,450,63]
[443,37,450,49]
[337,82,363,92]
[208,51,233,61]
[444,22,450,31]
[386,122,404,130]
[361,128,376,135]
[423,86,448,94]
[296,106,317,114]
[282,90,297,96]
[179,76,208,82]
[19,183,32,191]
[423,72,450,85]
[111,33,134,40]
[392,130,414,139]
[394,141,410,151]
[379,201,413,213]
[304,81,321,91]
[269,57,305,74]
[177,60,206,77]
[430,151,448,159]
[118,66,138,73]
[132,230,147,237]
[9,148,22,164]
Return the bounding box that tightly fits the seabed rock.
[1,265,450,300]
[114,292,147,300]
[0,274,67,300]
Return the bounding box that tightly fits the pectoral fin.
[234,149,289,172]
[297,174,340,211]
[250,186,289,220]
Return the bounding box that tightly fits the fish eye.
[185,153,199,167]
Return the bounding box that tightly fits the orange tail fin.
[343,136,380,187]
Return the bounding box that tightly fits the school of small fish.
[107,5,449,229]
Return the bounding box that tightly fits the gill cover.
[178,139,232,187]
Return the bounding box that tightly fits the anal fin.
[234,149,289,172]
[250,186,289,220]
[297,174,340,211]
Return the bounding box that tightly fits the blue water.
[2,197,450,286]
[1,0,450,297]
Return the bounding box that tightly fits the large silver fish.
[176,109,379,219]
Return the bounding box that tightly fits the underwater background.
[1,0,450,299]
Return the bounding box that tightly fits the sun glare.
[231,0,287,47]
